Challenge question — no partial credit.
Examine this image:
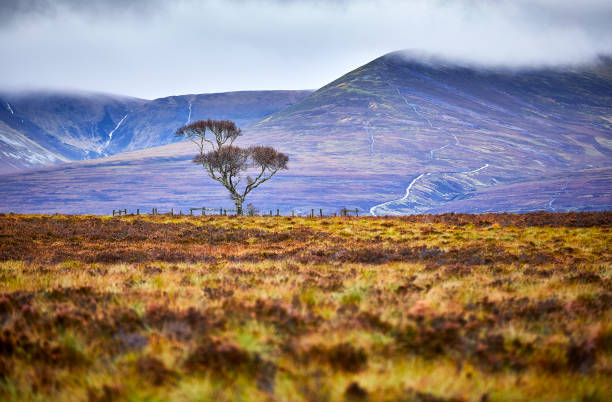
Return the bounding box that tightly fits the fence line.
[111,206,360,217]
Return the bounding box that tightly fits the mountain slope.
[0,91,142,173]
[0,52,610,214]
[0,90,312,174]
[248,51,612,214]
[0,120,70,171]
[105,91,311,155]
[253,52,611,174]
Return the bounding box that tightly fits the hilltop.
[0,51,610,214]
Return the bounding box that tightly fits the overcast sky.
[1,0,611,99]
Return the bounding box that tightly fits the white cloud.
[0,0,610,98]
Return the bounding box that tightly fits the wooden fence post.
[276,209,279,216]
[311,209,314,218]
[220,207,223,215]
[356,209,359,217]
[171,208,173,216]
[137,209,139,215]
[319,208,323,218]
[292,210,295,217]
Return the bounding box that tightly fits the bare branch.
[182,120,288,215]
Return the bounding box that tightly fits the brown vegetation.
[0,212,610,400]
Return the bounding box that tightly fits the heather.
[0,212,610,401]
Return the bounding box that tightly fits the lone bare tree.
[176,119,289,215]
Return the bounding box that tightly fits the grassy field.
[0,212,610,401]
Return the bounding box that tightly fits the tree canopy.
[176,119,288,214]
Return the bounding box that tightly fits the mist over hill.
[0,51,610,215]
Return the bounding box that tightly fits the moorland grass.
[0,212,610,401]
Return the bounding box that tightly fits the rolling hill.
[0,90,311,173]
[0,51,610,215]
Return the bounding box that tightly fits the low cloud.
[1,0,610,98]
[0,0,167,23]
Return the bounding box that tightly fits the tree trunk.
[234,196,244,216]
